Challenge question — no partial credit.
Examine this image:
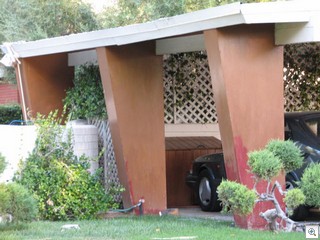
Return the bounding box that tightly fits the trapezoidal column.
[96,42,167,213]
[204,24,284,229]
[19,53,74,118]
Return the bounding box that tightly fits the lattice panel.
[88,119,122,203]
[284,43,320,112]
[163,52,218,124]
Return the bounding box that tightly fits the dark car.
[186,112,320,219]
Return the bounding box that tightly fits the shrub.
[64,64,107,120]
[284,188,305,216]
[266,139,303,173]
[248,149,282,181]
[0,104,22,124]
[0,183,38,222]
[300,163,320,207]
[16,111,119,220]
[217,180,256,216]
[0,153,6,175]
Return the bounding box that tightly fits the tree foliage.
[99,0,270,28]
[0,0,100,43]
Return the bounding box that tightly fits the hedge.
[0,104,22,124]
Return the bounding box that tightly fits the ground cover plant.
[0,216,304,240]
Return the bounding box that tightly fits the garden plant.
[16,111,119,221]
[217,139,307,232]
[0,152,38,223]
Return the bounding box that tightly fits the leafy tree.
[100,0,270,28]
[0,0,100,43]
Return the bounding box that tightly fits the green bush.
[300,163,320,207]
[284,188,305,215]
[0,104,22,124]
[0,153,6,175]
[0,183,38,222]
[248,149,282,181]
[266,139,303,173]
[64,64,107,120]
[16,111,119,220]
[217,180,256,216]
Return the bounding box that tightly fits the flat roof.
[1,0,320,59]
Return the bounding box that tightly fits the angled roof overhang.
[1,0,320,65]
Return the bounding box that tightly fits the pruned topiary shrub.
[266,139,303,173]
[248,149,282,181]
[218,139,306,232]
[284,188,306,216]
[217,180,256,216]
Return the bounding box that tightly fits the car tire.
[286,174,309,221]
[196,169,222,212]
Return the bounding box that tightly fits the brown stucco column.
[19,53,74,118]
[96,42,167,213]
[204,24,284,229]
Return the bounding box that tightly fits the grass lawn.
[0,216,304,240]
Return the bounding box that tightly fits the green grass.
[0,216,304,240]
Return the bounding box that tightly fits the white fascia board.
[275,15,320,44]
[68,50,97,66]
[10,2,242,58]
[240,1,312,24]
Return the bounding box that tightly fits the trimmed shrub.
[300,163,320,207]
[266,139,303,173]
[248,149,282,181]
[284,188,306,215]
[0,104,22,124]
[217,180,256,216]
[0,183,38,222]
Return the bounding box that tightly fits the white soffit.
[68,50,97,66]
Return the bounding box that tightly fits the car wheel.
[196,169,222,212]
[285,174,309,221]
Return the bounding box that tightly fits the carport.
[1,1,320,229]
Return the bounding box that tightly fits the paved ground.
[178,207,233,222]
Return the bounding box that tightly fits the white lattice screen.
[88,119,122,203]
[163,53,218,124]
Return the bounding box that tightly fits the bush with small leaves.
[248,149,282,181]
[217,180,256,216]
[284,188,306,216]
[300,163,320,207]
[0,183,38,222]
[16,111,120,220]
[266,139,303,173]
